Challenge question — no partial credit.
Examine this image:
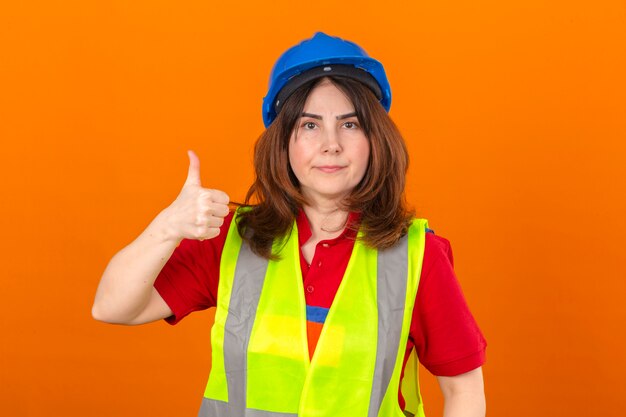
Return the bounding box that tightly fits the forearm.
[93,150,230,324]
[92,208,179,323]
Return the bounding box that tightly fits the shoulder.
[416,229,461,303]
[408,218,455,270]
[424,231,454,268]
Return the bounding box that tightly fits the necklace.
[319,210,349,233]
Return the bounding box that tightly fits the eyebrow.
[301,112,357,120]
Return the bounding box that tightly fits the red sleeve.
[409,233,487,376]
[153,212,234,325]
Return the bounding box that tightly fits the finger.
[184,150,202,187]
[199,189,230,207]
[195,209,226,228]
[207,202,230,218]
[208,189,230,205]
[195,226,221,241]
[203,227,222,240]
[199,189,229,206]
[206,215,225,228]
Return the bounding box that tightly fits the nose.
[321,128,341,154]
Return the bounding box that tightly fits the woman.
[93,32,487,417]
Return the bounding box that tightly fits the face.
[288,79,370,205]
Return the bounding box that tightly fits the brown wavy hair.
[236,76,414,259]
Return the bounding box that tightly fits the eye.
[302,121,317,130]
[343,121,359,129]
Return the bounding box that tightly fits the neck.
[302,204,350,241]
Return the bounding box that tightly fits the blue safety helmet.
[262,32,392,127]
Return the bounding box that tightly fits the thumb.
[184,150,201,187]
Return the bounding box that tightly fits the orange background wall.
[1,1,625,416]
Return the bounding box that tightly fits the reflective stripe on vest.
[201,213,428,417]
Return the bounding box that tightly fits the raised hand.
[164,150,230,241]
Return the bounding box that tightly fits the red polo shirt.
[154,211,486,406]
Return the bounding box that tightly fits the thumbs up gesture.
[164,150,230,241]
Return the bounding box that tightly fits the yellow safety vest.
[200,211,428,417]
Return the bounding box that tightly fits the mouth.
[315,165,345,173]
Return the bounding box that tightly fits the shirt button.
[317,261,322,267]
[306,285,314,293]
[322,243,329,248]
